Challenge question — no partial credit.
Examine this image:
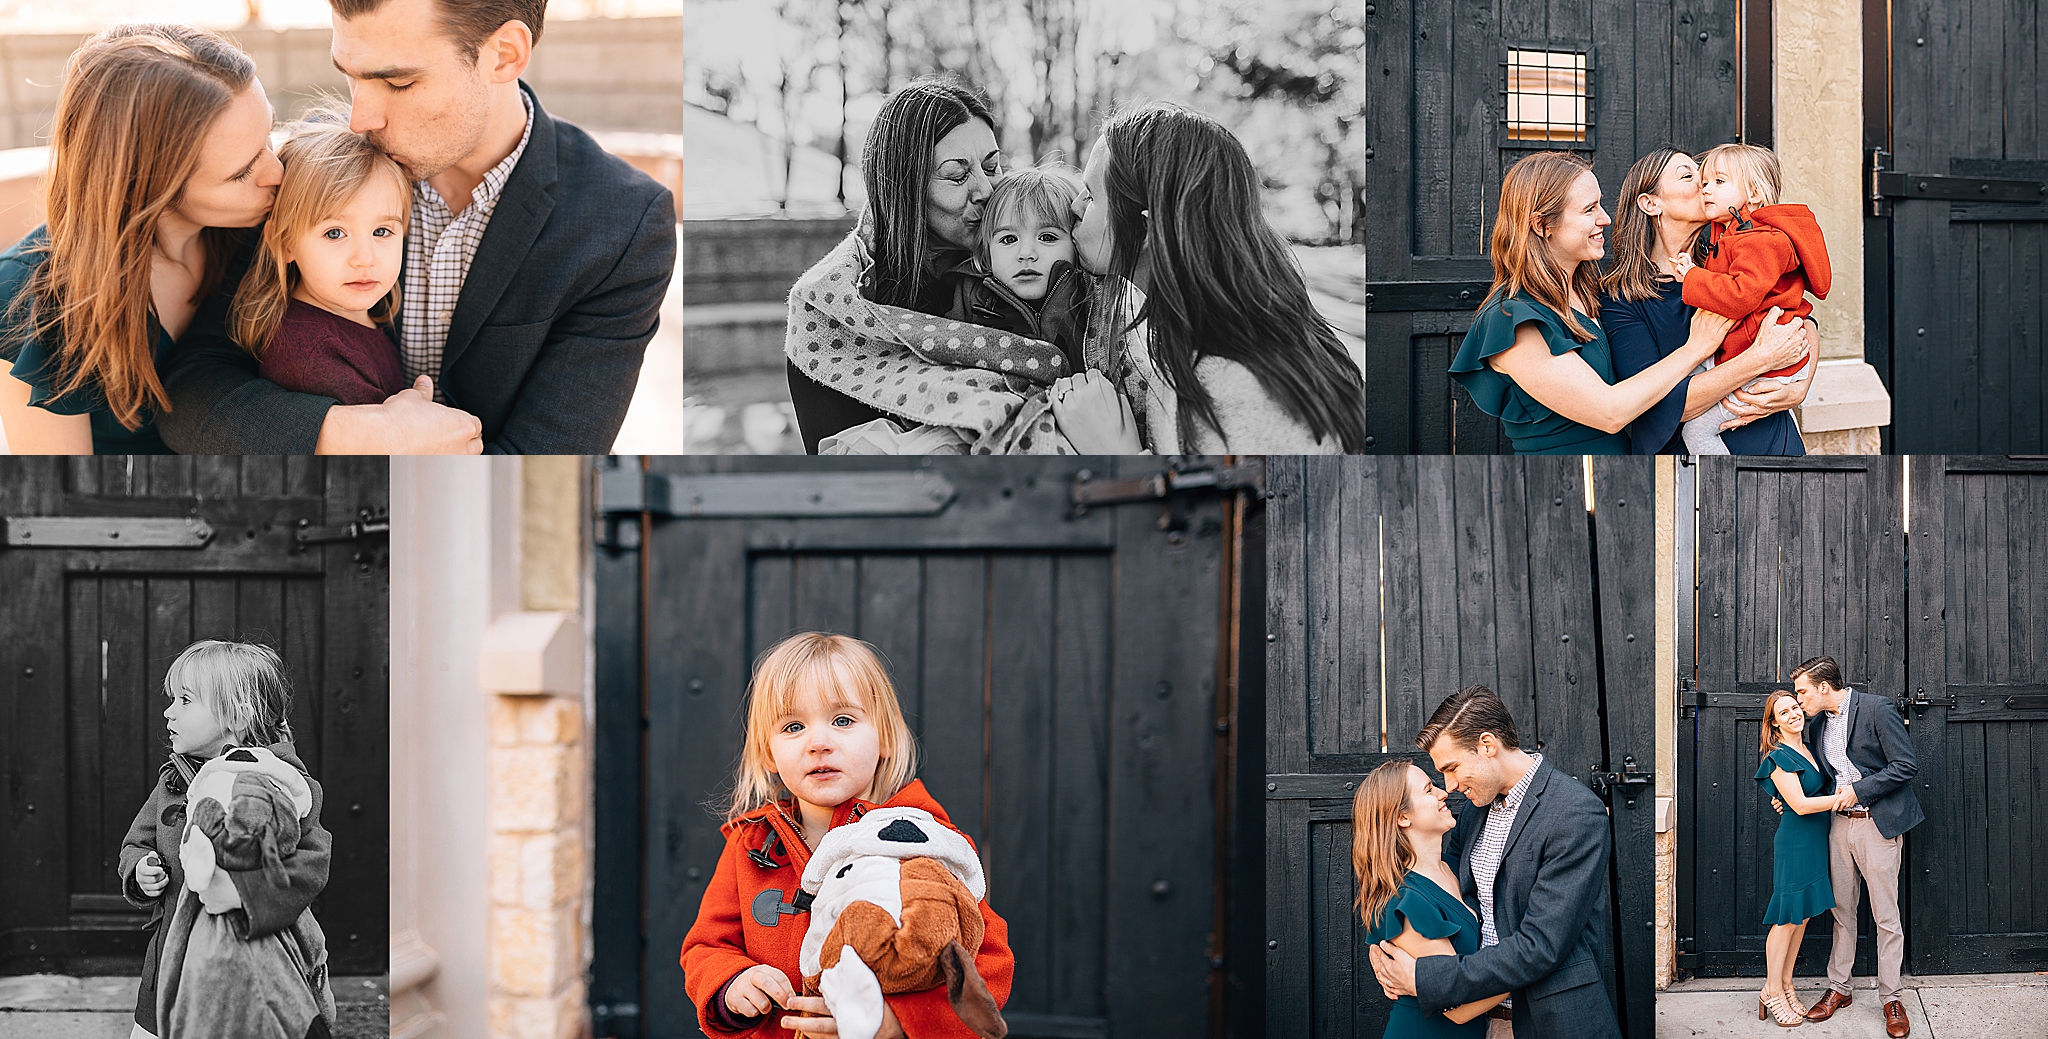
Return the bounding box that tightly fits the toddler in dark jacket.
[948,161,1095,372]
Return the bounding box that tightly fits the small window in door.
[1503,49,1592,148]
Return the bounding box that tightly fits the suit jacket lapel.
[1497,761,1550,865]
[441,82,559,377]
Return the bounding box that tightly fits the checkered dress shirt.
[400,91,536,396]
[1823,692,1866,809]
[1471,752,1543,950]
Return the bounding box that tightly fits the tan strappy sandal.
[1760,991,1804,1027]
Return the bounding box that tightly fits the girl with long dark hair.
[1052,101,1367,453]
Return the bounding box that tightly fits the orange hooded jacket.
[680,780,1014,1038]
[1681,202,1833,379]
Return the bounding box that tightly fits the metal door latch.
[1068,461,1265,518]
[1589,756,1654,808]
[294,509,390,551]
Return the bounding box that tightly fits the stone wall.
[0,16,680,152]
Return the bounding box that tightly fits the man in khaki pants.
[1792,656,1923,1038]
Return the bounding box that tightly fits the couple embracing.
[1352,685,1621,1039]
[1754,656,1922,1035]
[783,77,1370,456]
[0,0,675,455]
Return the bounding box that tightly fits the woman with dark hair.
[1753,688,1846,1026]
[784,77,1095,455]
[1602,146,1815,454]
[1450,151,1777,454]
[1052,101,1367,453]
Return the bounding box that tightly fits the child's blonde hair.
[1699,142,1782,211]
[164,639,294,748]
[977,160,1085,269]
[230,106,408,356]
[726,632,918,822]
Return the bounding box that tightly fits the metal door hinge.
[598,468,957,519]
[1678,677,1700,717]
[1872,148,2048,213]
[4,516,214,548]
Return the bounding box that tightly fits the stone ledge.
[478,611,583,696]
[1794,358,1891,433]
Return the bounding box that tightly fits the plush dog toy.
[796,807,1007,1039]
[178,746,313,915]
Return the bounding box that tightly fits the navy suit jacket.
[1415,760,1621,1039]
[157,83,676,454]
[1808,687,1924,839]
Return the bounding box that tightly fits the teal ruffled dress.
[1448,292,1630,454]
[0,226,174,454]
[1364,872,1488,1038]
[1755,744,1836,926]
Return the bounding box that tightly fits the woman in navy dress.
[1600,145,1817,455]
[1754,689,1851,1026]
[1351,760,1504,1038]
[1449,151,1740,454]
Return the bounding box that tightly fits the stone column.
[1776,0,1891,452]
[481,457,593,1039]
[1654,457,1678,987]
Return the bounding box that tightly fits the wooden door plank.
[1907,458,1953,973]
[919,554,987,846]
[987,554,1056,1016]
[1049,552,1111,1020]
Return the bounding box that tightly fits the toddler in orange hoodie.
[1670,143,1832,455]
[681,632,1014,1038]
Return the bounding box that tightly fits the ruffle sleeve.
[1754,745,1814,784]
[1392,884,1466,942]
[1448,296,1587,425]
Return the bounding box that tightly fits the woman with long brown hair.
[1601,146,1814,454]
[1051,101,1368,453]
[0,24,281,453]
[1450,151,1775,454]
[1754,688,1849,1026]
[1351,759,1504,1038]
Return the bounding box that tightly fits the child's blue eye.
[833,715,855,727]
[373,227,395,237]
[782,721,803,734]
[1040,232,1063,243]
[323,228,345,240]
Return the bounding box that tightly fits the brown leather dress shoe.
[1883,999,1910,1037]
[1805,989,1851,1021]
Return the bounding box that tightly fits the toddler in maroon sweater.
[231,116,408,404]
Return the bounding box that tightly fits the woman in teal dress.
[1450,150,1762,455]
[1352,759,1504,1038]
[0,25,277,453]
[1754,688,1850,1027]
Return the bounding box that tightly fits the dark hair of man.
[1097,101,1369,452]
[858,76,997,311]
[329,0,548,60]
[1790,655,1844,690]
[1415,684,1522,752]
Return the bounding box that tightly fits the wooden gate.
[1363,0,1763,452]
[1868,0,2048,453]
[0,457,390,977]
[590,457,1263,1039]
[1903,458,2048,972]
[1678,456,2048,977]
[1264,457,1659,1038]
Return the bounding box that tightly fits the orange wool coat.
[680,781,1014,1038]
[1680,203,1833,379]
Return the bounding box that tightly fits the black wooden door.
[0,457,389,976]
[1678,456,1905,977]
[1363,0,1760,452]
[1903,458,2048,973]
[591,457,1261,1039]
[1871,0,2048,453]
[1265,457,1658,1038]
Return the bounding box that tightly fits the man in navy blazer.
[158,0,675,454]
[1791,656,1921,1037]
[1369,686,1622,1039]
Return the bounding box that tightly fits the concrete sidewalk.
[1659,972,2048,1038]
[0,974,388,1039]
